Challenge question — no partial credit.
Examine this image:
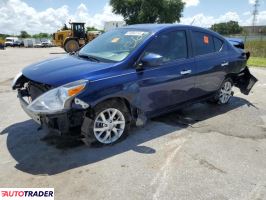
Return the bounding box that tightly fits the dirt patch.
[187,153,227,174]
[0,78,13,86]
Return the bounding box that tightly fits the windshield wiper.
[78,54,100,62]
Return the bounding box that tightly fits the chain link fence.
[225,34,266,57]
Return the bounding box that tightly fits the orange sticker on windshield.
[204,36,209,44]
[111,38,120,43]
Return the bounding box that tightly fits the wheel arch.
[63,37,79,46]
[85,96,137,120]
[225,73,239,85]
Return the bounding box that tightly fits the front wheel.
[64,39,79,53]
[82,100,131,145]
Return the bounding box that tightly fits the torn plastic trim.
[234,67,258,95]
[74,98,90,109]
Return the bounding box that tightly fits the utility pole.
[252,0,259,33]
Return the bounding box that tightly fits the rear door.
[191,30,228,97]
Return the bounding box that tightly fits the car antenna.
[190,18,195,25]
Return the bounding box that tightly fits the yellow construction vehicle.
[0,38,5,49]
[53,22,101,53]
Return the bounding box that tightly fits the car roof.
[123,24,187,32]
[122,24,222,38]
[124,24,203,31]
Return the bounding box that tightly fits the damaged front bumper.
[18,91,85,135]
[19,91,41,124]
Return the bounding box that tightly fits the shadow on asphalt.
[1,96,254,175]
[49,52,67,54]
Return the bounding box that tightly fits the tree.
[86,26,99,32]
[110,0,185,24]
[0,34,10,39]
[32,33,50,38]
[20,31,31,38]
[211,21,243,35]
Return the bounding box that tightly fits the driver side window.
[144,30,188,64]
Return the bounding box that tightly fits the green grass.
[245,40,266,58]
[248,57,266,67]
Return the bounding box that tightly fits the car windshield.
[79,28,151,62]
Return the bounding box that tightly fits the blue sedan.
[12,24,257,145]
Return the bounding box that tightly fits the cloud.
[180,12,241,27]
[249,0,265,5]
[0,0,122,34]
[73,3,123,29]
[241,10,266,26]
[257,10,266,24]
[219,11,241,22]
[243,11,251,16]
[0,0,70,34]
[181,10,266,27]
[180,13,215,27]
[249,0,256,4]
[182,0,200,7]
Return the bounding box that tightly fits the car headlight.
[27,80,88,114]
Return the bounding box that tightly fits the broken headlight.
[12,72,23,89]
[27,80,88,114]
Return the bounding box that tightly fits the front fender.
[76,71,142,109]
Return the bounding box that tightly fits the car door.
[191,30,228,97]
[135,29,197,116]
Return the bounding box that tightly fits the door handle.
[180,70,192,75]
[221,62,229,67]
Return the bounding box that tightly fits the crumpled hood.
[22,55,116,86]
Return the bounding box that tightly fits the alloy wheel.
[219,81,232,104]
[93,108,126,144]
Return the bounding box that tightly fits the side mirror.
[136,53,163,70]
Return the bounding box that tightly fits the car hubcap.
[93,108,125,144]
[219,81,232,104]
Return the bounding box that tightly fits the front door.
[135,30,196,116]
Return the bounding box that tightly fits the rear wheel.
[64,39,79,53]
[82,100,131,146]
[210,78,233,104]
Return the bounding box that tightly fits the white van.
[5,37,19,47]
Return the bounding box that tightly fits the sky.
[0,0,265,34]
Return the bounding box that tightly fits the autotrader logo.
[0,188,54,200]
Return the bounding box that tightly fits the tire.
[82,100,131,146]
[210,78,233,104]
[64,39,79,53]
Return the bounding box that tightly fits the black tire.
[82,99,131,146]
[64,39,79,53]
[209,78,233,104]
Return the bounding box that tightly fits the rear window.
[214,37,223,52]
[192,31,215,56]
